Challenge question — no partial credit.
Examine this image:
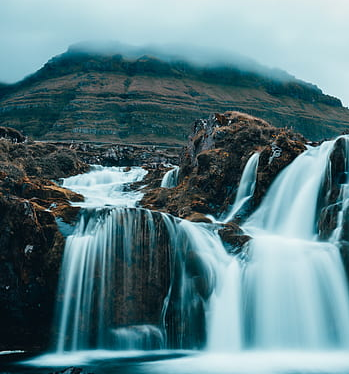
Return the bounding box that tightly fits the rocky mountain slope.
[1,46,349,144]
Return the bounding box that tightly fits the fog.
[0,0,348,106]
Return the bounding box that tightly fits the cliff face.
[0,134,88,351]
[0,50,348,144]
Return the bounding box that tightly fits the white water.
[161,166,179,188]
[245,141,335,238]
[223,152,259,223]
[62,165,147,207]
[235,137,349,349]
[56,166,153,352]
[55,165,235,352]
[29,136,349,372]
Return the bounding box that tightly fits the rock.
[0,194,65,351]
[49,367,90,374]
[218,223,251,253]
[0,126,26,143]
[318,203,340,240]
[316,137,349,240]
[339,241,349,282]
[142,111,306,220]
[186,213,212,223]
[0,130,88,351]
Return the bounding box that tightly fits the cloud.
[0,0,348,106]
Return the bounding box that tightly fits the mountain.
[0,45,349,144]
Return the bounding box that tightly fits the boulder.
[142,111,306,220]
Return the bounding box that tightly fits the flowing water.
[15,137,349,373]
[161,166,179,188]
[222,152,259,223]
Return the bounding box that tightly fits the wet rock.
[50,367,92,374]
[186,212,212,223]
[318,203,340,240]
[0,194,65,351]
[218,223,251,253]
[339,241,349,282]
[142,111,306,220]
[316,137,349,240]
[0,130,87,351]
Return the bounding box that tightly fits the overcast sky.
[1,0,348,106]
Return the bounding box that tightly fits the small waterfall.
[55,207,170,352]
[62,165,147,207]
[223,152,259,223]
[110,325,165,350]
[242,235,349,349]
[236,136,349,350]
[161,166,179,188]
[55,165,236,352]
[245,141,335,239]
[55,166,168,352]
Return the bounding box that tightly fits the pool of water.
[2,350,349,374]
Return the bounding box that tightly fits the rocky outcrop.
[1,49,349,144]
[142,112,306,220]
[317,137,348,240]
[141,112,306,255]
[316,137,349,279]
[66,141,179,167]
[0,126,26,143]
[0,131,88,350]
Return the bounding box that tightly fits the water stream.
[161,166,180,188]
[20,138,349,373]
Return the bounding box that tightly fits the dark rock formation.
[142,111,306,221]
[67,141,179,167]
[317,136,348,240]
[315,136,349,279]
[218,222,251,254]
[1,49,349,144]
[0,126,26,143]
[0,130,88,351]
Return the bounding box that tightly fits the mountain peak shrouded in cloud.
[1,0,348,106]
[0,40,348,145]
[66,40,295,81]
[39,40,326,99]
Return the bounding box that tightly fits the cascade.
[54,165,234,352]
[238,136,349,349]
[53,136,349,357]
[222,152,259,223]
[160,165,179,188]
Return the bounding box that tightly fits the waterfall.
[55,165,235,352]
[223,152,259,223]
[236,136,349,349]
[53,136,349,356]
[161,166,179,188]
[55,207,169,352]
[62,165,147,207]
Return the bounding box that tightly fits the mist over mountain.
[0,43,348,144]
[66,41,297,80]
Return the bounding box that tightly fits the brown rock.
[186,212,212,223]
[142,111,306,220]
